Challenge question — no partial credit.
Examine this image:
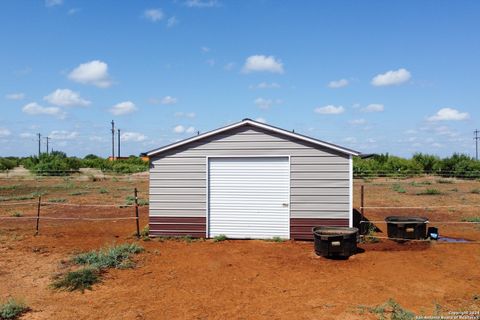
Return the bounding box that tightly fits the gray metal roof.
[145,118,361,157]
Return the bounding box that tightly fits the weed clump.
[72,243,144,270]
[0,298,29,320]
[51,268,101,292]
[392,183,406,193]
[416,188,442,195]
[213,234,227,242]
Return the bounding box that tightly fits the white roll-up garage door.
[208,157,290,239]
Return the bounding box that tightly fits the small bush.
[267,236,285,242]
[462,216,480,223]
[0,298,29,320]
[0,194,35,202]
[368,298,415,320]
[69,191,87,196]
[362,224,379,243]
[409,181,431,187]
[99,188,108,194]
[125,195,148,206]
[0,185,19,190]
[392,183,406,193]
[436,178,454,184]
[47,198,67,203]
[213,234,227,242]
[10,212,22,217]
[51,268,101,292]
[471,188,480,194]
[139,225,149,237]
[416,188,442,195]
[72,243,144,270]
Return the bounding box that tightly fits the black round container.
[385,216,428,240]
[312,226,359,258]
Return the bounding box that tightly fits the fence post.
[134,188,140,238]
[360,185,365,235]
[35,196,41,236]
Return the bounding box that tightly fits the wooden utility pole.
[37,133,41,158]
[475,129,479,161]
[134,188,140,238]
[111,120,115,160]
[117,128,121,158]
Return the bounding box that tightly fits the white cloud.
[255,117,267,123]
[242,55,284,74]
[432,142,444,148]
[314,105,345,115]
[174,112,196,118]
[5,93,25,100]
[43,89,90,107]
[49,130,78,140]
[201,46,210,53]
[361,104,384,113]
[173,125,185,133]
[110,101,137,116]
[405,129,417,135]
[68,60,112,88]
[160,96,178,105]
[254,98,282,109]
[144,9,164,22]
[371,68,411,86]
[427,108,470,121]
[328,79,349,89]
[45,0,62,7]
[167,16,178,27]
[185,0,220,8]
[22,102,66,119]
[121,132,147,142]
[0,128,11,138]
[252,82,280,89]
[173,125,196,134]
[349,118,367,125]
[20,132,35,139]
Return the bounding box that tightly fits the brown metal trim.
[149,216,206,238]
[290,218,349,240]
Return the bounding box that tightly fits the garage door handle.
[282,203,289,207]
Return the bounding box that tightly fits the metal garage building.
[146,119,360,240]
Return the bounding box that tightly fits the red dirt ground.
[1,176,479,319]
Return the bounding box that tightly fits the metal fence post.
[360,185,365,235]
[35,196,41,236]
[134,188,140,238]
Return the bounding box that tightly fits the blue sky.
[1,0,479,158]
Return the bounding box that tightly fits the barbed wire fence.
[0,188,143,237]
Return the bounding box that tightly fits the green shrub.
[0,185,19,190]
[368,298,415,320]
[10,212,22,217]
[436,178,454,184]
[392,183,406,193]
[0,194,35,202]
[47,198,67,203]
[99,188,108,194]
[471,188,480,194]
[72,243,144,270]
[139,225,149,238]
[416,189,442,195]
[69,191,87,196]
[51,268,101,292]
[267,236,285,242]
[0,298,29,319]
[462,216,480,223]
[125,195,148,206]
[213,234,227,242]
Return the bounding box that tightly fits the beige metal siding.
[149,125,350,219]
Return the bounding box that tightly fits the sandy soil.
[0,175,479,319]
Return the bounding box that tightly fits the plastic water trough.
[385,216,429,240]
[312,226,359,258]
